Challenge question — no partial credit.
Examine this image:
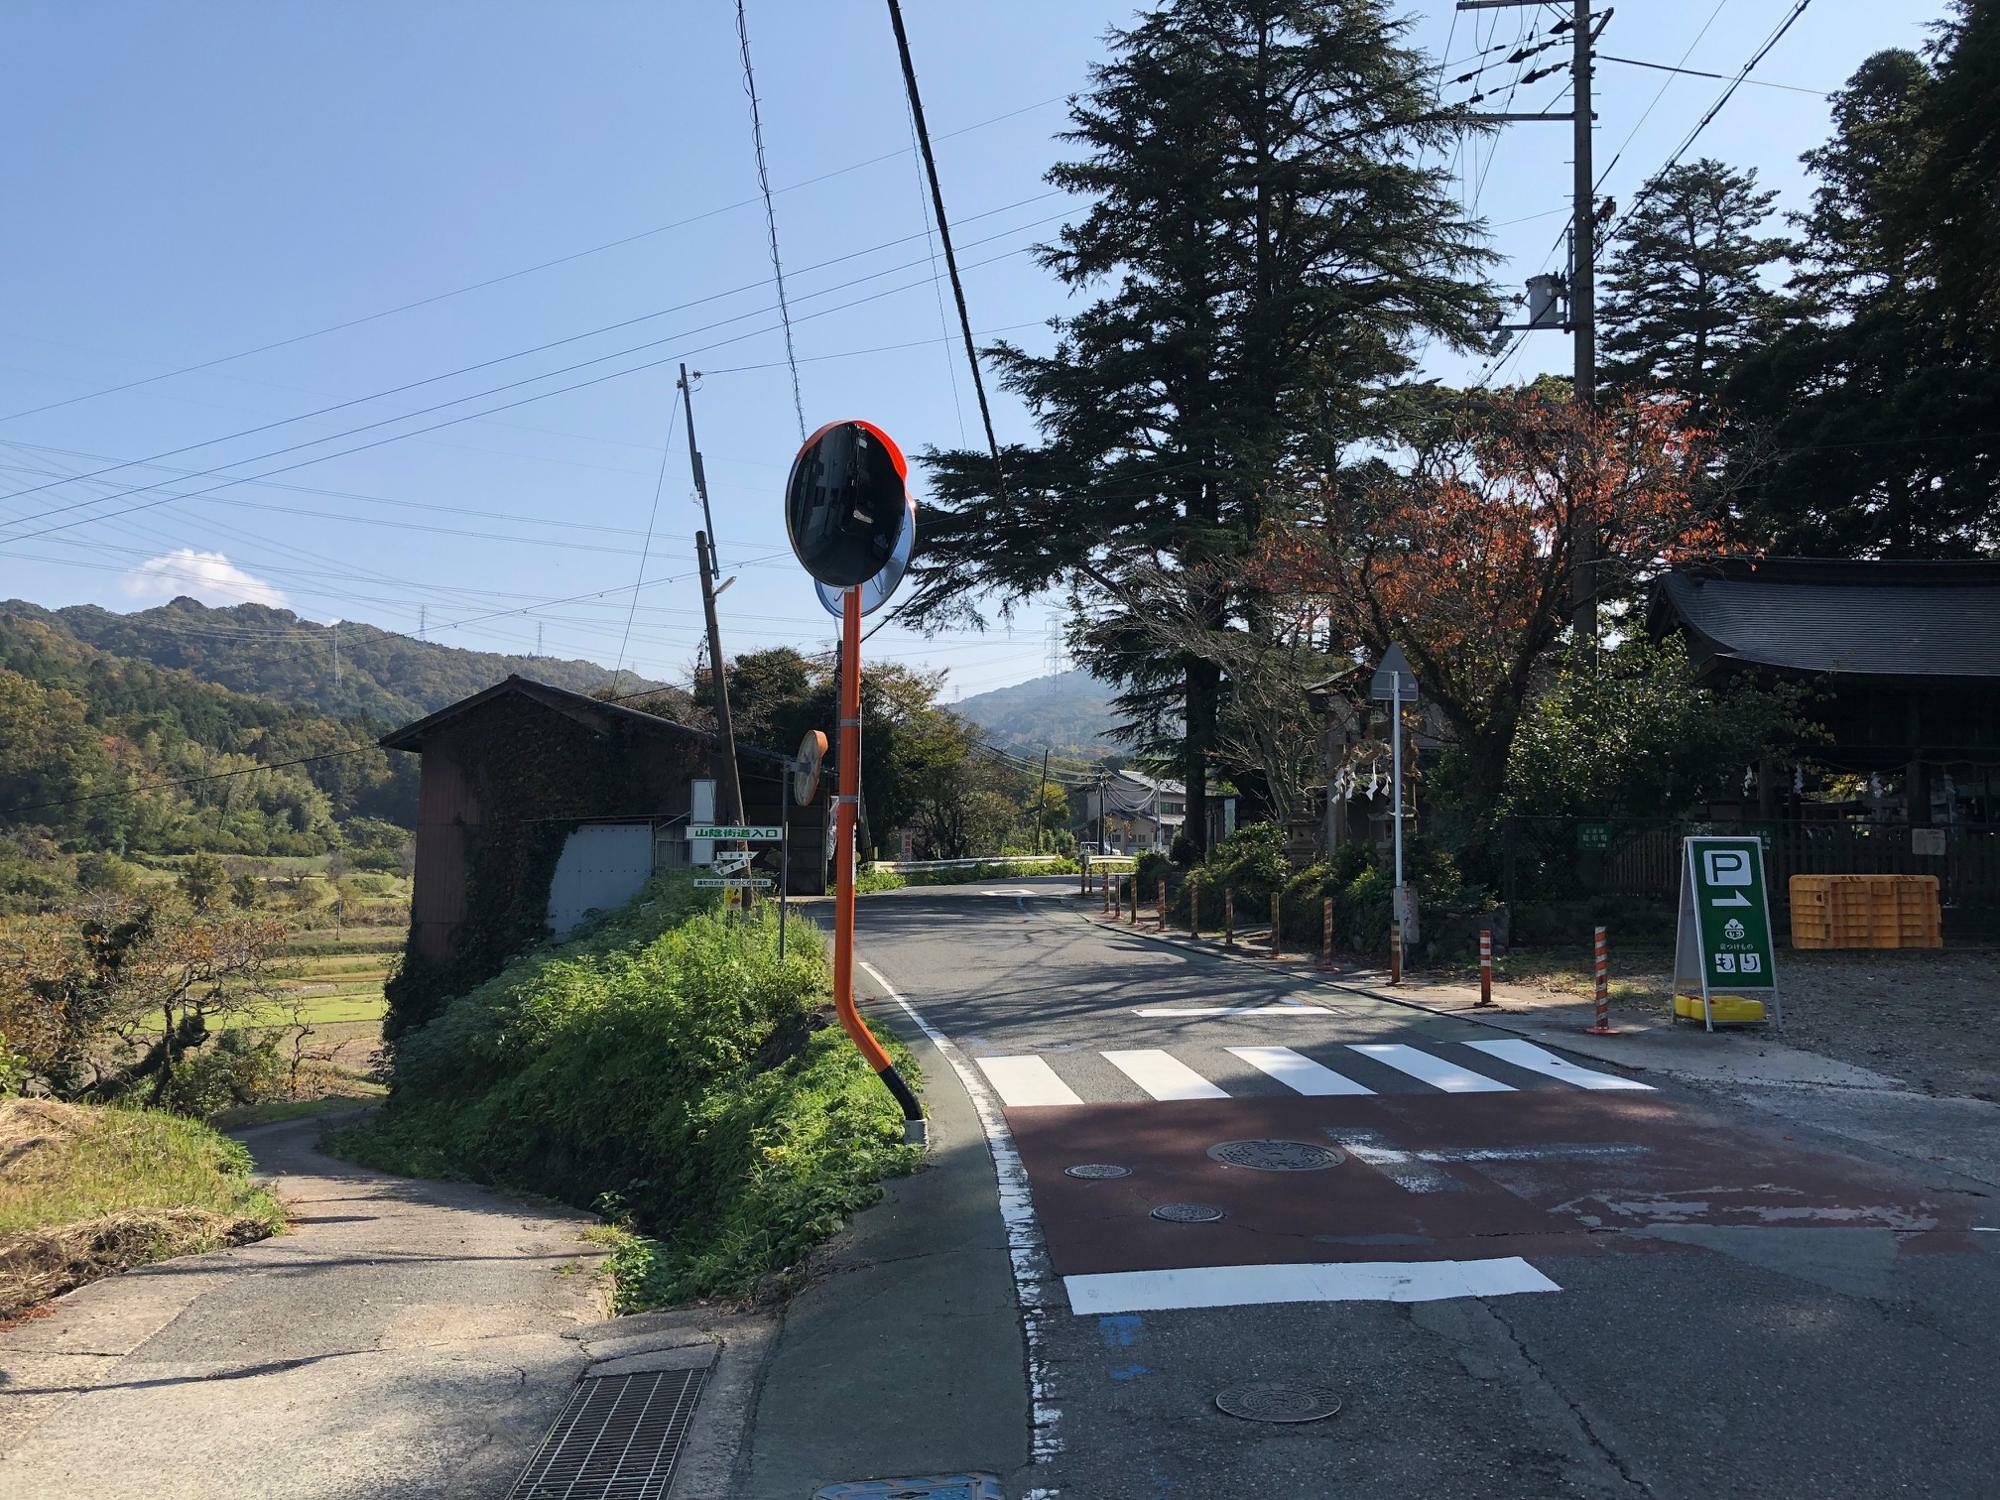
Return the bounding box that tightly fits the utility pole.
[1036,748,1050,854]
[1460,0,1600,635]
[678,363,746,825]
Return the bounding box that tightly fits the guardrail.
[867,854,1071,873]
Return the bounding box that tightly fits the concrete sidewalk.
[0,1114,607,1499]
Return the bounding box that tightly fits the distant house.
[1649,558,2000,825]
[379,676,817,1033]
[1082,770,1234,853]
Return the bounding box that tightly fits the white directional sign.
[695,877,773,889]
[688,825,782,842]
[711,851,755,874]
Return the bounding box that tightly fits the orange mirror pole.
[832,584,924,1141]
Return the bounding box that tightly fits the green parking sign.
[1577,822,1612,851]
[1673,835,1782,1031]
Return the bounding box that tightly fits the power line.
[1597,53,1828,97]
[0,92,1070,429]
[0,191,1067,520]
[611,386,683,696]
[8,746,384,816]
[734,0,807,441]
[0,222,1070,547]
[884,0,1009,503]
[1599,1,1816,254]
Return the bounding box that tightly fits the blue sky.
[0,0,1945,702]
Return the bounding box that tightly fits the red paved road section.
[1007,1093,1972,1277]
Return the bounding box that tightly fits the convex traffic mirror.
[784,419,912,588]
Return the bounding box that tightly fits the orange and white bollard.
[1390,918,1403,985]
[1321,897,1334,970]
[1157,879,1168,930]
[1102,871,1111,913]
[1188,876,1200,939]
[1585,925,1615,1034]
[1224,889,1235,947]
[1478,927,1494,1007]
[1270,893,1282,958]
[1127,876,1138,925]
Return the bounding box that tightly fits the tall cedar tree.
[1598,158,1792,428]
[908,0,1492,853]
[1726,36,2000,556]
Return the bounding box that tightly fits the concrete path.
[0,1114,606,1500]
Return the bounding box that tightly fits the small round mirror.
[815,493,916,617]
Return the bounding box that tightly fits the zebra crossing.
[973,1036,1651,1107]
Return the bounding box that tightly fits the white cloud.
[119,549,289,609]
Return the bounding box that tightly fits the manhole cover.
[1151,1202,1225,1223]
[1206,1139,1345,1172]
[1214,1382,1344,1424]
[1065,1163,1131,1180]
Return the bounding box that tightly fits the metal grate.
[509,1368,704,1500]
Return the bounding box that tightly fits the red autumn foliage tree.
[1259,387,1723,809]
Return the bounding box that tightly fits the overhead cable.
[734,0,807,440]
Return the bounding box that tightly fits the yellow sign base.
[1674,992,1767,1025]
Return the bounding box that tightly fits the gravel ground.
[1473,946,2000,1102]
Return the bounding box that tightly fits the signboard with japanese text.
[1673,835,1781,1031]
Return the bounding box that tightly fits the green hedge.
[333,874,920,1306]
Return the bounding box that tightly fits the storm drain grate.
[509,1368,703,1500]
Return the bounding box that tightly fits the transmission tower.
[1044,620,1065,678]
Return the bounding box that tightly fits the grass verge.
[330,873,921,1311]
[0,1099,283,1318]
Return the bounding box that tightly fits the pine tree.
[1598,158,1792,427]
[1725,43,2000,557]
[907,0,1493,851]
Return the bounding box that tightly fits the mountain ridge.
[953,668,1122,757]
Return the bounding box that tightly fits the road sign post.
[1370,645,1421,969]
[1673,835,1781,1032]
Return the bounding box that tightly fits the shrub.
[333,873,920,1306]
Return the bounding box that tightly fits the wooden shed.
[379,677,821,1031]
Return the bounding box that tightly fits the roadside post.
[1102,873,1110,913]
[1390,918,1403,984]
[1270,892,1282,958]
[1157,879,1167,931]
[1128,877,1138,926]
[781,730,826,964]
[1321,897,1334,970]
[1224,888,1235,947]
[1188,874,1200,939]
[1672,835,1781,1032]
[1369,645,1422,975]
[1478,927,1493,1006]
[785,418,925,1143]
[1585,926,1614,1034]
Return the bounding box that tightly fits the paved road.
[0,1114,605,1500]
[851,879,2000,1499]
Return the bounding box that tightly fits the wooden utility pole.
[1460,0,1600,636]
[679,364,746,824]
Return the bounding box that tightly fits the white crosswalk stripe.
[970,1037,1635,1106]
[1103,1049,1229,1101]
[1226,1045,1375,1097]
[976,1055,1083,1108]
[1464,1038,1654,1091]
[1346,1043,1515,1094]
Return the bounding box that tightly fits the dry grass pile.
[0,1098,283,1318]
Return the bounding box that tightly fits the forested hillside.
[953,670,1121,757]
[0,610,418,910]
[6,596,656,721]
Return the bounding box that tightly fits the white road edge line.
[1063,1257,1561,1314]
[1132,1005,1329,1017]
[857,958,1064,1475]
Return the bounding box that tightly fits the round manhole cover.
[1151,1202,1225,1223]
[1214,1382,1344,1424]
[1206,1139,1345,1172]
[1064,1163,1131,1180]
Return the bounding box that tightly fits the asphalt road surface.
[853,878,2000,1500]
